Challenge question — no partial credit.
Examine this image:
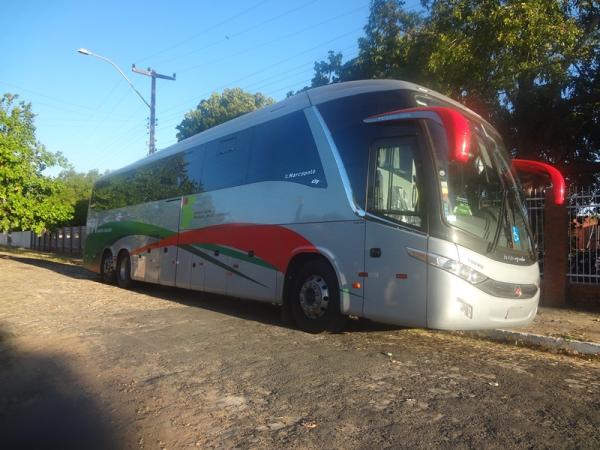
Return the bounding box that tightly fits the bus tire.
[100,250,116,284]
[116,250,133,289]
[290,259,346,333]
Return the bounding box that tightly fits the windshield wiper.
[513,188,538,260]
[487,188,509,254]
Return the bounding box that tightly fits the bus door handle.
[370,248,382,258]
[214,250,220,256]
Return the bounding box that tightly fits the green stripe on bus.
[85,221,175,260]
[193,243,277,271]
[179,244,267,287]
[341,288,362,298]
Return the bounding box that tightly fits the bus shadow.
[6,254,405,333]
[129,283,405,333]
[0,327,122,450]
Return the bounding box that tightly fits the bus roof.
[101,79,483,178]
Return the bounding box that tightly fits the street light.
[77,48,151,109]
[77,48,175,155]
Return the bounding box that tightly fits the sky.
[1,0,421,175]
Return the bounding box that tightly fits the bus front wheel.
[116,250,133,289]
[290,260,346,333]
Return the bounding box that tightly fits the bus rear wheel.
[116,250,133,289]
[100,251,116,284]
[290,260,346,333]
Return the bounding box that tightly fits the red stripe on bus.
[132,224,318,273]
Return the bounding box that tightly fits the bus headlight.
[428,253,488,284]
[407,248,487,285]
[407,248,537,298]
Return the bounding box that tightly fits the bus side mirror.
[364,106,472,163]
[512,159,566,205]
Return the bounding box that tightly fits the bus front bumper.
[427,268,539,331]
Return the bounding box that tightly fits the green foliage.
[311,51,344,87]
[354,0,425,81]
[0,93,72,234]
[309,0,600,184]
[176,88,274,141]
[55,168,103,226]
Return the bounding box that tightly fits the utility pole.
[132,65,176,155]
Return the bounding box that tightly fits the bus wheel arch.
[100,249,116,284]
[283,253,346,333]
[116,249,134,289]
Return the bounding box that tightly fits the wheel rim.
[119,256,129,280]
[299,275,329,319]
[103,255,113,276]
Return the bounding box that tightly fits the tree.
[55,168,103,226]
[0,93,73,234]
[311,51,344,87]
[287,51,348,97]
[176,88,274,141]
[354,0,424,81]
[565,1,600,182]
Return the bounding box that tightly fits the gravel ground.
[1,251,599,449]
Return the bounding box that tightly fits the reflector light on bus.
[364,106,472,163]
[512,159,566,205]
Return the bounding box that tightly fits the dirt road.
[1,251,599,449]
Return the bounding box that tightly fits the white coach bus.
[84,80,564,332]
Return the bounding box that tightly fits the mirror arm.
[512,159,566,205]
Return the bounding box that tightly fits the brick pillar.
[540,190,568,306]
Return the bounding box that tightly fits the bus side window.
[182,145,205,195]
[368,137,422,228]
[202,130,252,191]
[247,111,327,188]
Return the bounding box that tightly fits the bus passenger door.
[363,137,428,327]
[158,197,182,287]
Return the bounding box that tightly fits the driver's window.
[369,138,422,228]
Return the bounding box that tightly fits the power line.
[84,118,148,169]
[152,0,321,68]
[244,49,359,91]
[155,47,359,129]
[153,48,360,139]
[152,0,421,127]
[135,0,272,64]
[178,5,367,74]
[156,26,364,124]
[67,80,126,144]
[93,46,337,170]
[0,79,130,118]
[79,87,133,149]
[82,3,371,167]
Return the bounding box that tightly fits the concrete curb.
[464,329,600,356]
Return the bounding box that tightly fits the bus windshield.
[436,121,534,259]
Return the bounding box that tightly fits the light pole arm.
[83,51,151,110]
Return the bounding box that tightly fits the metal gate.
[567,186,600,284]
